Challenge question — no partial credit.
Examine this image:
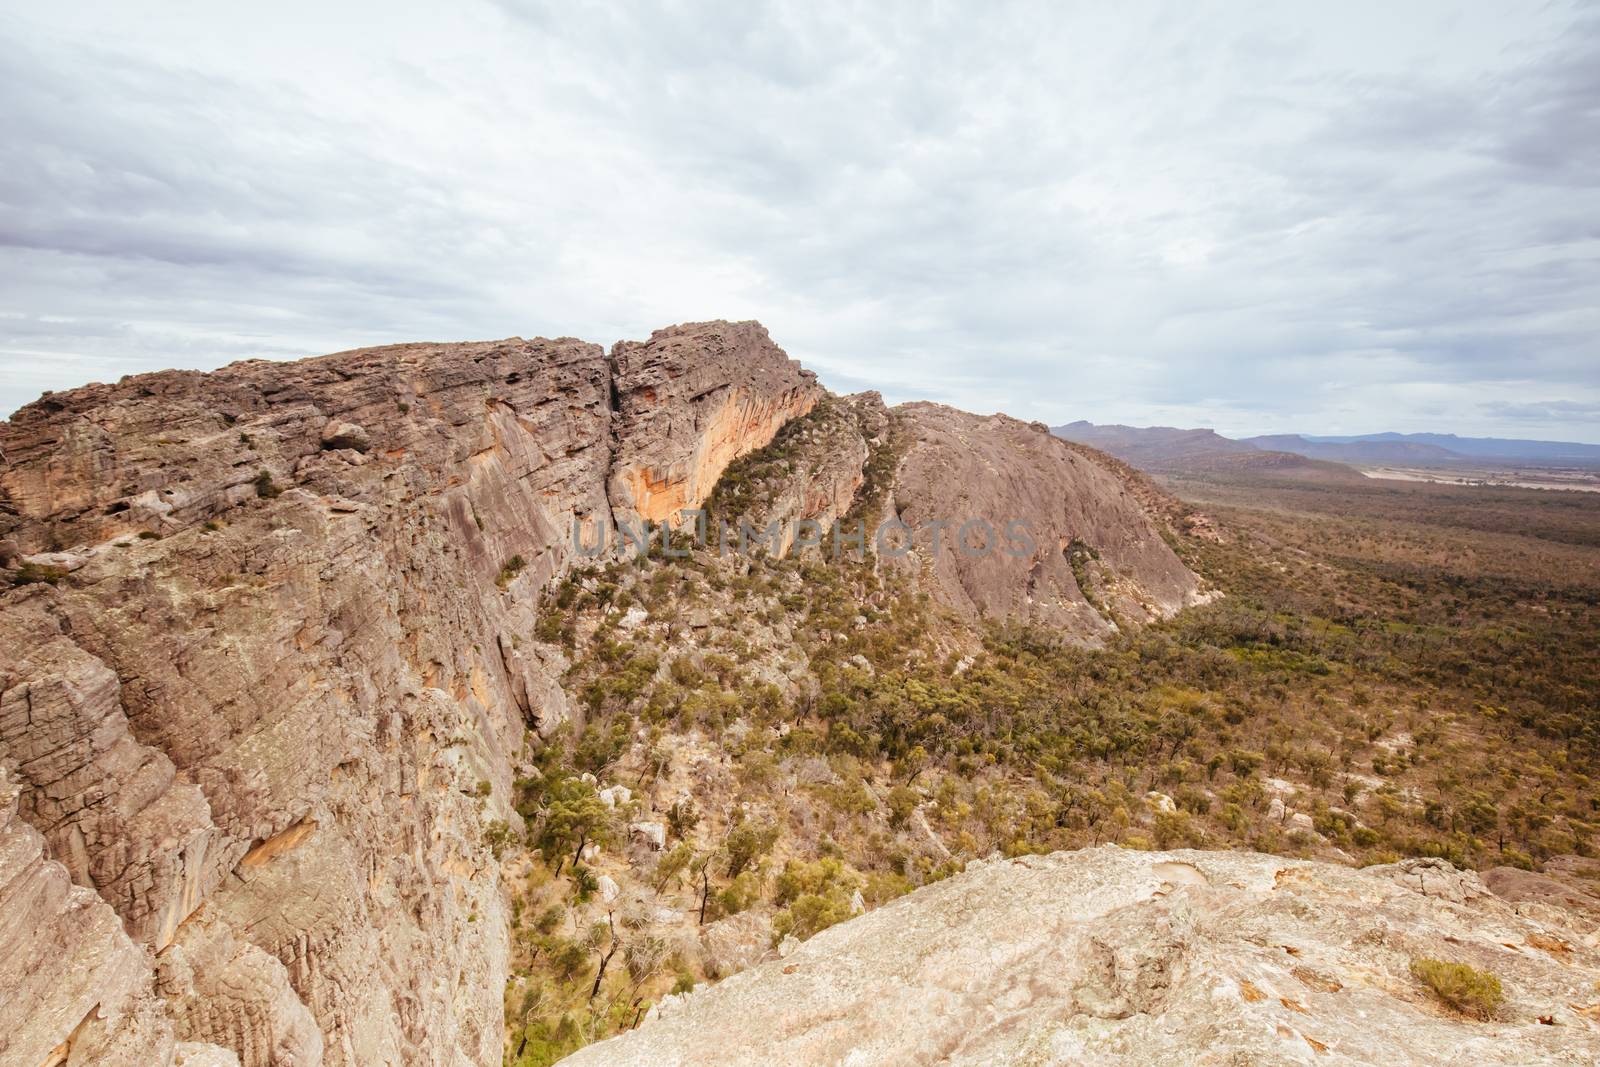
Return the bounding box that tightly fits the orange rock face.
[618,386,819,522]
[0,317,1213,1064]
[608,321,822,527]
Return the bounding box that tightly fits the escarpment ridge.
[0,320,1201,1065]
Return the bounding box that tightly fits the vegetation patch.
[1409,957,1503,1019]
[11,561,68,587]
[498,555,528,589]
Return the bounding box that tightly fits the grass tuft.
[1410,957,1503,1019]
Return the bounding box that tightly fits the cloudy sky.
[2,1,1597,441]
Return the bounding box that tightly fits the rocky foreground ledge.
[558,846,1600,1066]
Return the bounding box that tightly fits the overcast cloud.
[1,1,1597,441]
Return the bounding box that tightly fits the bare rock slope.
[560,846,1600,1066]
[893,404,1204,639]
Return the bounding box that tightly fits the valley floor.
[1357,463,1600,493]
[500,456,1600,1064]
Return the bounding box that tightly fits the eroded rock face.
[0,324,816,1066]
[609,321,822,527]
[709,392,883,556]
[889,403,1204,642]
[0,766,176,1067]
[559,847,1600,1066]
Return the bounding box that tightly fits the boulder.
[631,822,667,851]
[318,420,371,452]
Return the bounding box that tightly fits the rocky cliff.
[559,846,1600,1066]
[608,321,820,527]
[0,320,1207,1065]
[0,322,821,1066]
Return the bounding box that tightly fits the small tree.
[653,842,693,894]
[588,913,620,1001]
[667,798,700,841]
[539,777,612,874]
[725,820,777,879]
[886,784,919,829]
[692,851,715,925]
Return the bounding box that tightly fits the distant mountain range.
[1293,432,1600,463]
[1052,422,1600,471]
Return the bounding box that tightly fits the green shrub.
[12,561,68,587]
[1409,958,1503,1019]
[498,555,527,588]
[483,820,514,859]
[715,871,763,916]
[570,864,599,903]
[254,469,281,498]
[886,784,919,828]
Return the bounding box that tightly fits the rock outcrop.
[0,322,818,1066]
[891,404,1204,641]
[559,846,1600,1066]
[703,391,885,556]
[0,765,183,1067]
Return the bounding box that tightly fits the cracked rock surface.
[560,847,1600,1066]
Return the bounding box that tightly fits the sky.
[1,1,1597,441]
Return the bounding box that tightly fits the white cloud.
[0,0,1596,442]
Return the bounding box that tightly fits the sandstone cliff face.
[704,391,886,556]
[889,403,1204,642]
[559,846,1600,1066]
[0,322,817,1066]
[0,765,187,1067]
[608,321,822,527]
